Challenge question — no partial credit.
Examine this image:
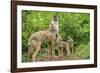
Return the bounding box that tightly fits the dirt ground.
[35,53,81,62]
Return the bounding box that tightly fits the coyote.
[28,15,59,61]
[56,36,74,56]
[67,36,74,53]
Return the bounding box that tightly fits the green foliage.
[22,10,90,62]
[75,42,90,59]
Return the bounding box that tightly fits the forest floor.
[35,53,82,62]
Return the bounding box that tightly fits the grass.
[75,42,90,59]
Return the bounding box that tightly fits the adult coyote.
[28,15,59,61]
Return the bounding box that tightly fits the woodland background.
[22,10,90,62]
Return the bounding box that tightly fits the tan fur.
[28,15,61,61]
[49,15,59,33]
[28,30,57,61]
[57,36,74,56]
[67,37,74,53]
[58,41,70,56]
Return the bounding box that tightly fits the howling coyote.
[28,15,59,61]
